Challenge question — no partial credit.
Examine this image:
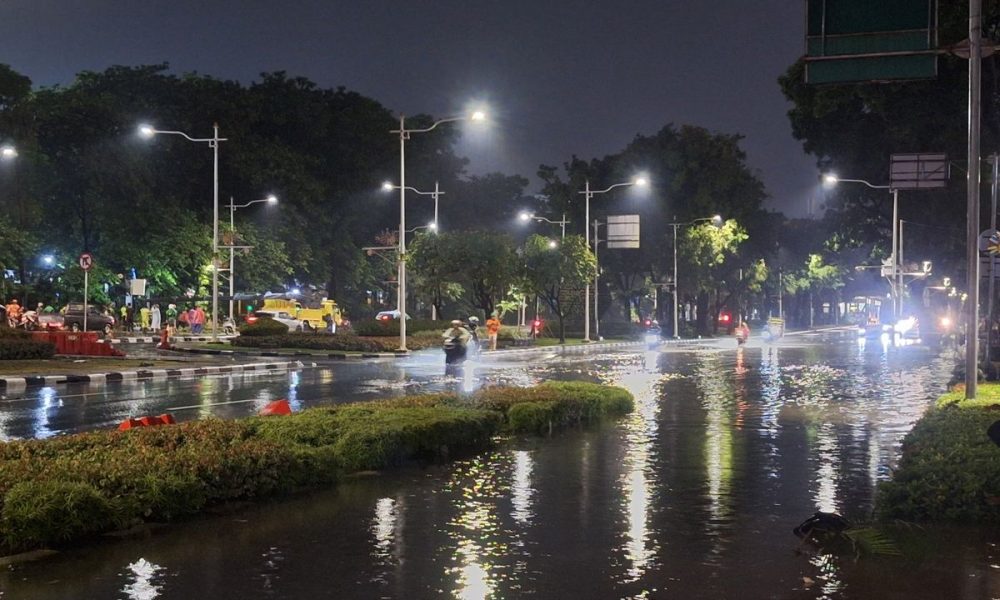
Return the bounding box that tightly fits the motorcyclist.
[737,320,750,344]
[442,319,472,365]
[466,316,481,352]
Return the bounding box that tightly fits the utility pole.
[966,0,983,399]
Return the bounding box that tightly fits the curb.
[0,360,304,390]
[101,335,238,345]
[168,345,409,360]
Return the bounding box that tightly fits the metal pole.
[986,154,998,374]
[229,197,235,321]
[433,180,439,227]
[593,219,600,340]
[562,214,567,239]
[891,188,899,321]
[431,181,438,322]
[778,270,783,319]
[584,181,591,342]
[83,269,88,333]
[398,115,408,351]
[211,123,220,342]
[672,222,679,338]
[967,0,983,399]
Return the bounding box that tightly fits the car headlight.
[644,333,659,344]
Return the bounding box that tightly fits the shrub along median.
[0,381,632,554]
[232,331,438,352]
[877,383,1000,523]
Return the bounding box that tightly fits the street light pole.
[390,111,484,350]
[593,219,604,340]
[578,177,647,342]
[138,123,227,341]
[668,215,722,339]
[967,0,983,399]
[823,175,899,321]
[227,195,278,320]
[382,181,447,321]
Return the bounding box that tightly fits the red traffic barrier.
[259,399,292,416]
[117,413,176,431]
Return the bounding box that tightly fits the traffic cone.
[259,399,292,416]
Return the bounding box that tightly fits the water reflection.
[120,558,163,600]
[510,451,533,524]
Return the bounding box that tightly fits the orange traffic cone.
[259,399,292,416]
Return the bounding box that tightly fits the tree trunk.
[696,291,710,335]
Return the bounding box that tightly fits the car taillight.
[247,316,258,324]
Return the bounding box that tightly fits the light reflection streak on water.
[196,377,219,418]
[758,346,782,478]
[693,352,735,563]
[31,386,57,439]
[813,422,839,514]
[120,558,163,600]
[444,455,512,599]
[371,496,401,584]
[286,370,300,410]
[809,552,845,599]
[606,359,662,584]
[510,451,533,524]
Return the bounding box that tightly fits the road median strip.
[0,381,633,556]
[0,361,304,390]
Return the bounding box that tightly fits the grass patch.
[0,381,632,553]
[878,382,1000,523]
[232,333,437,352]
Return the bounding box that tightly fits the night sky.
[0,0,820,215]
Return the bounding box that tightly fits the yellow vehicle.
[262,298,343,332]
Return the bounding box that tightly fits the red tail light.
[247,316,258,324]
[644,319,651,327]
[720,314,731,323]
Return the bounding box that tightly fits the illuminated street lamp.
[0,146,16,160]
[518,211,569,239]
[390,109,486,350]
[139,123,227,341]
[547,239,558,249]
[227,194,278,320]
[668,215,723,339]
[578,175,649,341]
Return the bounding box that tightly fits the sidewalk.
[0,360,304,390]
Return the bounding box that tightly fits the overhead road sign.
[890,153,949,189]
[606,215,640,249]
[805,0,938,84]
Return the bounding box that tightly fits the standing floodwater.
[3,334,998,599]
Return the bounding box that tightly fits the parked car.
[62,303,116,334]
[374,310,409,321]
[246,310,303,332]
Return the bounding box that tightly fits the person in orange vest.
[5,299,21,326]
[486,313,501,351]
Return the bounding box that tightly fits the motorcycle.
[222,317,237,335]
[644,327,662,349]
[444,335,468,366]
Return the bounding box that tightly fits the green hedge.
[351,318,442,337]
[232,332,439,352]
[238,318,289,337]
[878,398,1000,523]
[0,332,56,360]
[0,381,632,553]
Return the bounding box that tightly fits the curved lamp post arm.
[391,116,466,137]
[147,129,227,144]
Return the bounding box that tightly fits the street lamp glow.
[290,288,301,295]
[0,146,16,159]
[548,239,558,249]
[634,176,649,187]
[138,124,156,138]
[42,255,54,266]
[711,214,723,226]
[823,174,839,185]
[381,181,394,192]
[470,110,486,122]
[518,211,532,222]
[428,222,438,231]
[266,194,278,204]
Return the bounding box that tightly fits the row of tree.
[0,62,855,332]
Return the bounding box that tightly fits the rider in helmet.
[466,316,481,351]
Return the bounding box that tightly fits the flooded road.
[3,334,999,599]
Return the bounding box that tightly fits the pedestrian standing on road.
[119,304,128,331]
[139,304,151,332]
[486,313,501,351]
[166,304,178,328]
[151,304,161,332]
[193,305,206,334]
[187,306,197,333]
[178,306,189,331]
